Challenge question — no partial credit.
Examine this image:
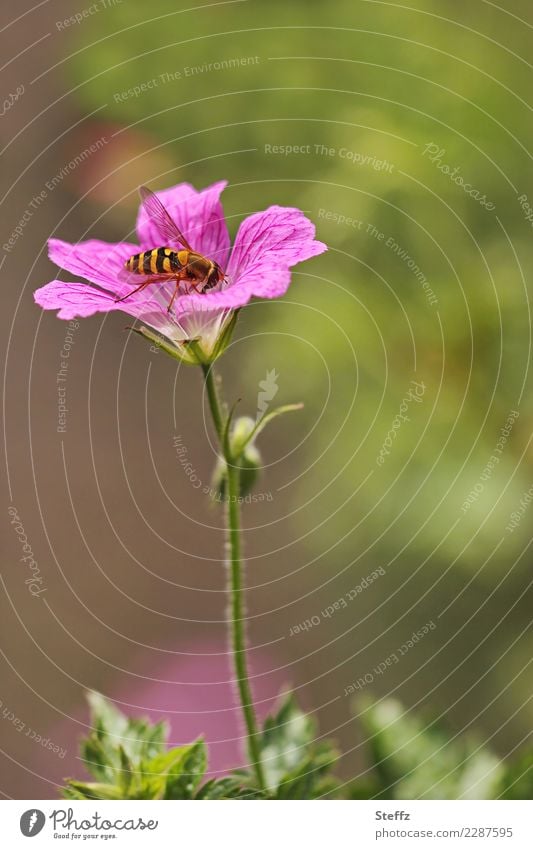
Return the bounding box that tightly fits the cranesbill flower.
[34,180,327,363]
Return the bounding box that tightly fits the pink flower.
[35,180,327,362]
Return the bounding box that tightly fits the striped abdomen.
[125,247,187,275]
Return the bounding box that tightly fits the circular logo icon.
[20,809,46,837]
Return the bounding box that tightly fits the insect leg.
[166,281,181,313]
[114,279,153,303]
[165,270,191,312]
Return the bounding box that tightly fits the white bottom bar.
[3,800,531,848]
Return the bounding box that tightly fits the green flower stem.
[225,460,267,791]
[201,362,225,441]
[201,364,267,792]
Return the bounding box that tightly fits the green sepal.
[210,308,240,362]
[129,325,200,365]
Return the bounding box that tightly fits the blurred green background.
[1,0,532,798]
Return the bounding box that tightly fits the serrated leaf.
[359,698,502,800]
[64,781,123,800]
[87,693,168,766]
[260,692,316,789]
[257,691,340,798]
[117,746,134,795]
[61,785,90,800]
[141,745,191,798]
[164,739,207,799]
[80,734,114,782]
[143,719,169,757]
[275,742,340,799]
[88,691,128,739]
[195,777,266,800]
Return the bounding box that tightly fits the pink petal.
[34,280,180,339]
[48,238,139,295]
[174,206,327,316]
[136,181,230,267]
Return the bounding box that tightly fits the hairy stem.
[201,364,266,791]
[201,363,224,441]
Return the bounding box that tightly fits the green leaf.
[82,693,169,783]
[66,692,176,799]
[80,734,114,782]
[63,781,124,800]
[359,698,503,800]
[498,751,533,799]
[117,746,134,796]
[257,691,340,798]
[196,777,266,799]
[61,785,91,800]
[275,743,340,799]
[140,740,208,799]
[345,778,383,799]
[164,739,207,799]
[259,692,316,789]
[87,691,128,739]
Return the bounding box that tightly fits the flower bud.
[230,416,256,455]
[209,427,262,502]
[238,443,261,498]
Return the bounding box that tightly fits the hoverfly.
[116,186,226,313]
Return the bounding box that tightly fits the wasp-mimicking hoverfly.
[116,186,226,313]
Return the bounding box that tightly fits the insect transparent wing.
[139,186,193,250]
[117,266,172,285]
[115,266,174,303]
